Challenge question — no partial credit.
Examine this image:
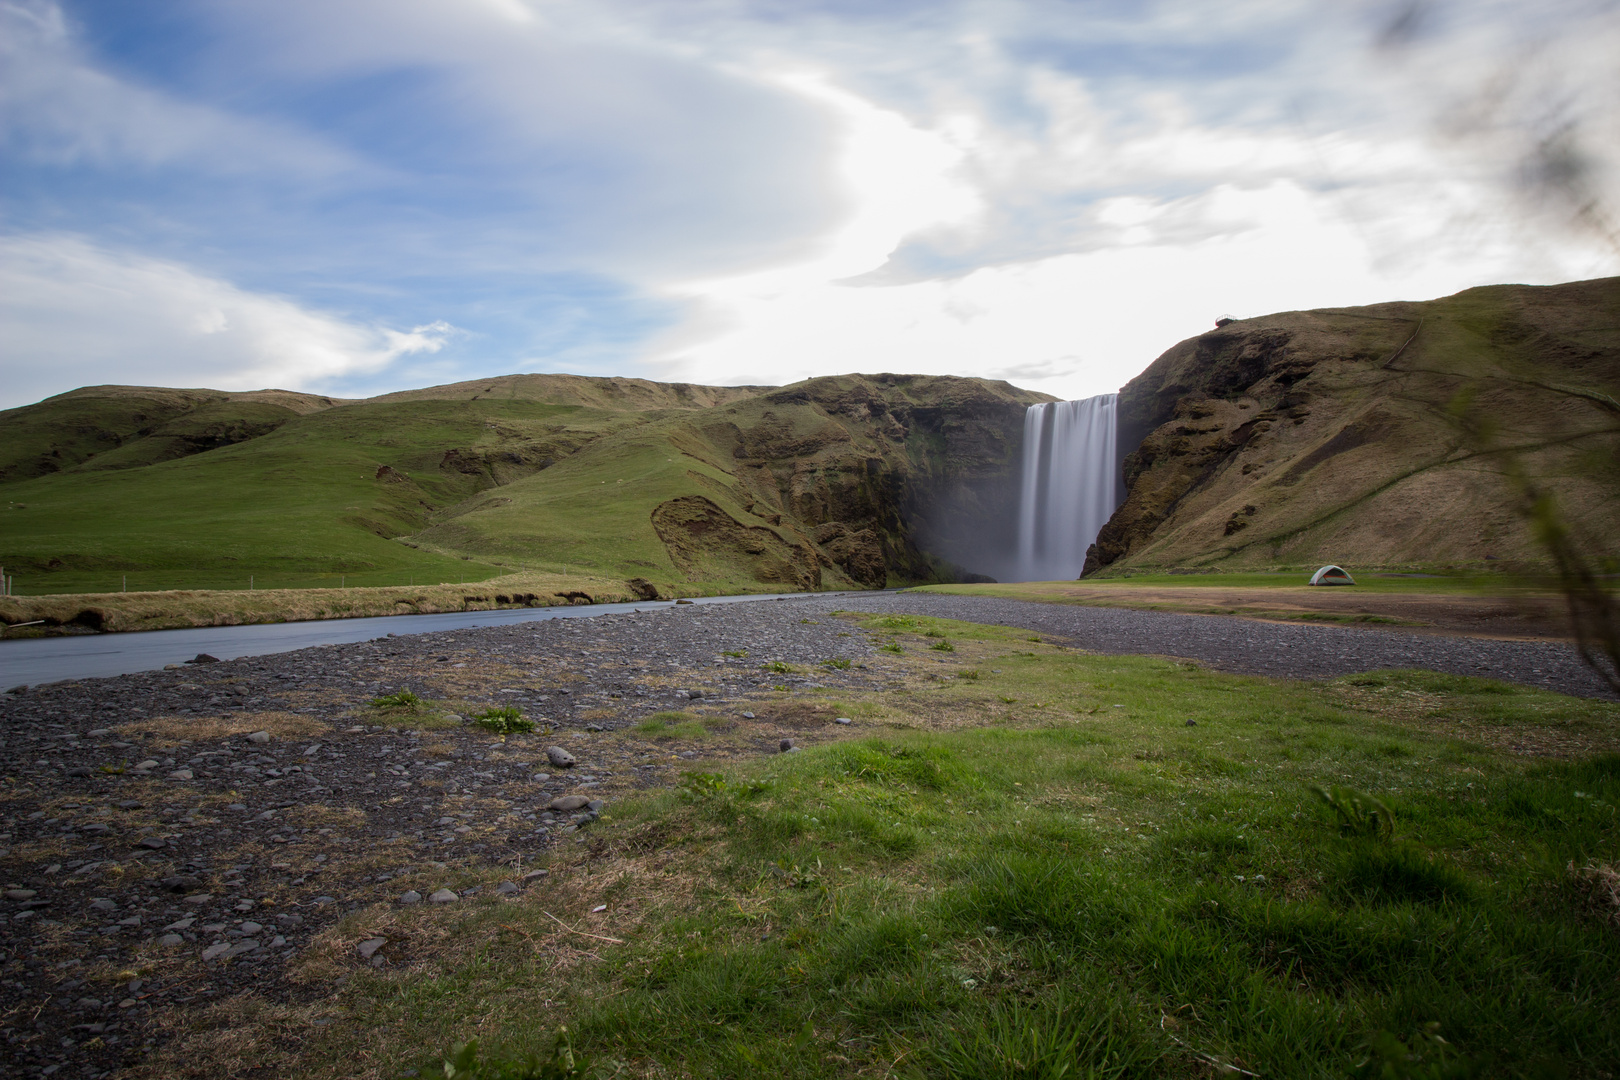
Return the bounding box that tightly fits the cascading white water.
[1015,394,1119,581]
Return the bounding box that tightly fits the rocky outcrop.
[687,374,1050,586]
[650,496,821,591]
[1088,277,1620,572]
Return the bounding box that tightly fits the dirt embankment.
[924,581,1579,641]
[0,573,676,635]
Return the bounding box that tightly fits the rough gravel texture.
[0,591,1612,1078]
[0,599,885,1079]
[815,592,1619,700]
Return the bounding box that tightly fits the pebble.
[429,889,459,903]
[835,717,852,725]
[4,889,36,901]
[201,943,230,961]
[356,937,387,958]
[158,934,183,947]
[398,891,422,904]
[545,746,577,768]
[246,730,271,744]
[779,738,797,752]
[167,768,194,780]
[521,869,549,881]
[494,881,520,895]
[547,795,592,812]
[240,921,264,935]
[136,836,166,850]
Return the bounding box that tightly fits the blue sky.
[2,0,1616,408]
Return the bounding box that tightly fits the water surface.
[0,591,842,690]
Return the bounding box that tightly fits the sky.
[2,0,1617,409]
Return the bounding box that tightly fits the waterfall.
[1015,394,1119,581]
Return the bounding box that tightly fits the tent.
[1309,565,1355,586]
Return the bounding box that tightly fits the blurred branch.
[1450,391,1620,694]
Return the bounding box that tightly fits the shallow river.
[0,591,845,690]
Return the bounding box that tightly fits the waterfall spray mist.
[1015,395,1119,581]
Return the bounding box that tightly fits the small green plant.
[762,660,793,674]
[721,648,749,658]
[1314,784,1396,841]
[923,628,946,638]
[999,695,1018,704]
[880,641,904,654]
[428,1032,593,1079]
[929,639,956,652]
[635,712,708,739]
[821,657,852,670]
[958,668,982,680]
[1351,1022,1480,1079]
[370,690,424,710]
[768,858,821,889]
[473,705,535,734]
[772,684,789,692]
[680,772,728,798]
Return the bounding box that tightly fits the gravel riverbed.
[0,591,1610,1077]
[826,592,1619,701]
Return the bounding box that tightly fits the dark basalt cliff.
[1086,277,1620,572]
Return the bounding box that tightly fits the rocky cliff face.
[402,372,1050,589]
[646,373,1051,587]
[1087,277,1620,572]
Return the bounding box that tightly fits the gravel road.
[803,592,1619,700]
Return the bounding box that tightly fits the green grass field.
[255,614,1620,1079]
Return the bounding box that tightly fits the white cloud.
[630,1,1620,400]
[646,176,1613,401]
[0,0,360,177]
[2,0,1617,409]
[0,235,453,408]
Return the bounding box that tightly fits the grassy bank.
[0,571,746,634]
[150,613,1620,1078]
[908,576,1583,639]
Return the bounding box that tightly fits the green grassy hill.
[0,373,1048,596]
[1089,277,1620,573]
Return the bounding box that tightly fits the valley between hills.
[1,279,1618,1080]
[1,277,1616,640]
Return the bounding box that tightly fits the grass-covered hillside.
[1090,276,1620,574]
[0,373,1048,597]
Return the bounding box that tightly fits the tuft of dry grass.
[1572,862,1620,926]
[0,570,653,634]
[115,710,329,747]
